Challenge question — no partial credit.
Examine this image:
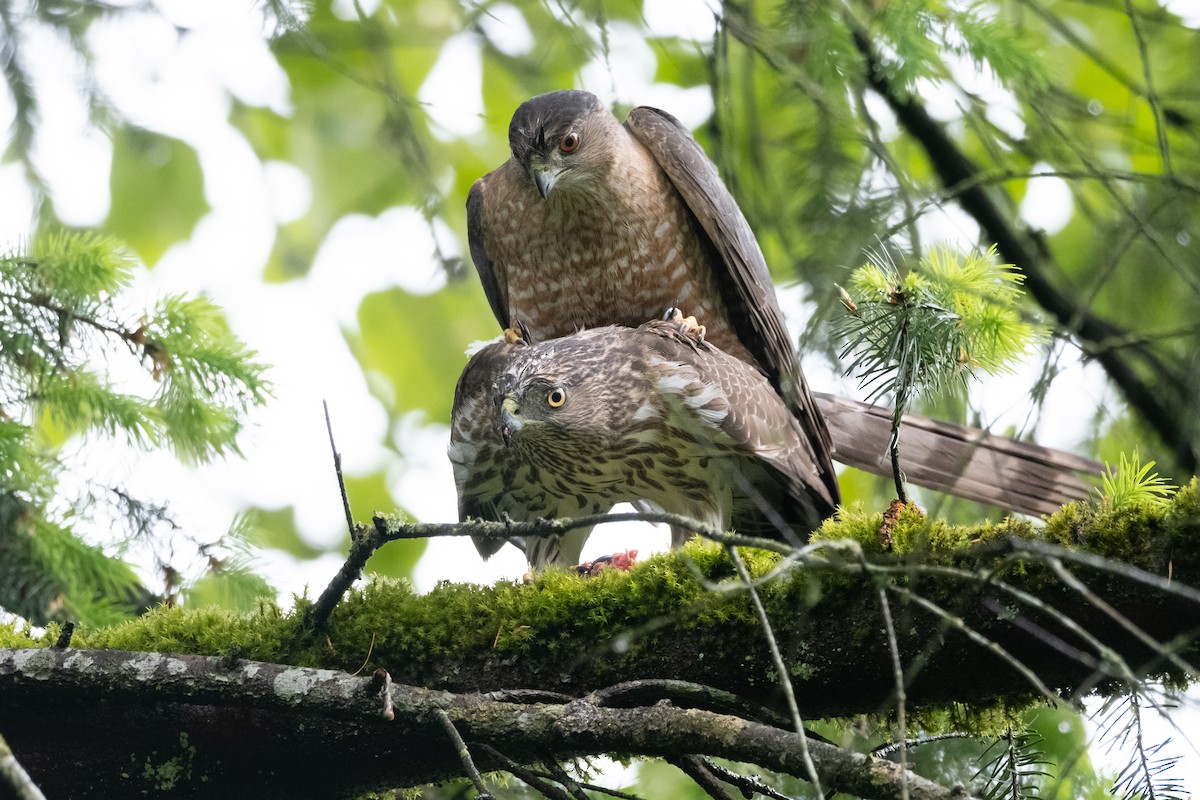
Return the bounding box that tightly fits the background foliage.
[1,0,1198,795]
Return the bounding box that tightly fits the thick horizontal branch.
[0,648,972,800]
[5,490,1197,797]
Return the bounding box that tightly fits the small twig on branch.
[671,754,737,800]
[889,584,1061,705]
[307,509,769,631]
[323,400,355,538]
[539,758,590,800]
[878,586,910,800]
[1044,557,1200,677]
[436,709,493,800]
[371,510,787,553]
[873,732,973,757]
[304,521,381,631]
[1004,538,1200,606]
[727,545,822,795]
[0,734,47,800]
[696,758,794,800]
[475,744,575,800]
[587,679,789,728]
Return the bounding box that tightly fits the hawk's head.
[493,333,629,457]
[507,90,622,199]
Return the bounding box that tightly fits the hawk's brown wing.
[641,321,832,533]
[625,107,837,507]
[466,175,511,330]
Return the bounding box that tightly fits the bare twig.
[0,734,47,800]
[1044,557,1199,677]
[873,732,972,757]
[727,545,822,795]
[878,587,910,800]
[371,509,786,553]
[473,744,582,800]
[587,679,789,727]
[323,400,354,538]
[306,509,779,631]
[1003,538,1200,605]
[540,758,590,800]
[697,758,795,800]
[671,754,737,800]
[436,709,493,799]
[1123,0,1172,174]
[888,584,1062,705]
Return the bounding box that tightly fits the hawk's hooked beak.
[532,166,562,199]
[499,396,522,445]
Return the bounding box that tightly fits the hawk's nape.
[448,321,830,570]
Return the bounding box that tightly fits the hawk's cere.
[465,90,1099,520]
[449,320,828,570]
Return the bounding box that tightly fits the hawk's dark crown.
[508,90,605,163]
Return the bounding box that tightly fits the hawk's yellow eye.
[547,388,567,407]
[559,132,580,153]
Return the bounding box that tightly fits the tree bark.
[1,498,1197,798]
[0,648,972,800]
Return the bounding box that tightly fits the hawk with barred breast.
[449,319,821,569]
[460,90,1100,567]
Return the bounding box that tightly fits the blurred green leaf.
[351,283,497,424]
[105,128,207,265]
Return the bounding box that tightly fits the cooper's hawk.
[465,89,1099,529]
[449,319,827,569]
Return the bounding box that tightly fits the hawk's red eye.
[547,388,567,407]
[559,132,580,153]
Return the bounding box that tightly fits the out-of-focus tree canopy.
[4,0,1197,577]
[1,0,1198,796]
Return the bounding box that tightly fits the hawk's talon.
[503,320,530,345]
[664,307,706,343]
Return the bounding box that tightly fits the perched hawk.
[464,89,1099,545]
[449,319,826,569]
[468,89,838,527]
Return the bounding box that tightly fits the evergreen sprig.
[1099,690,1190,800]
[1098,451,1177,510]
[0,232,271,624]
[833,244,1041,500]
[858,0,1048,97]
[973,725,1052,800]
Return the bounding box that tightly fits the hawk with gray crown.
[459,90,1099,567]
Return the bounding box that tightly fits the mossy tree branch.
[2,484,1197,798]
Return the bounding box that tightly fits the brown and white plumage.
[465,89,1101,533]
[449,321,827,569]
[467,90,840,528]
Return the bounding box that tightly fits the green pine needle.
[1,231,272,624]
[1098,451,1177,510]
[835,243,1042,407]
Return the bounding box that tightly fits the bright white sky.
[1,0,1196,784]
